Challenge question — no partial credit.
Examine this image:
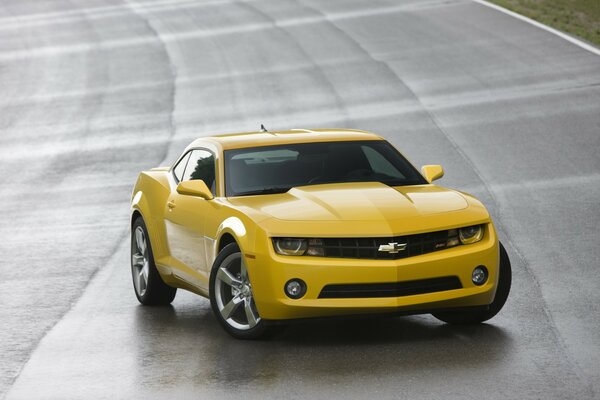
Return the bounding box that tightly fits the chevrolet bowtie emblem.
[378,242,407,254]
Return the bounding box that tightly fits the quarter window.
[182,150,216,195]
[172,152,191,182]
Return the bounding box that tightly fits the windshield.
[224,140,427,197]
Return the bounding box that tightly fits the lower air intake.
[318,276,462,299]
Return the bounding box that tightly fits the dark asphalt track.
[0,0,599,398]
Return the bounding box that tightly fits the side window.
[362,145,405,179]
[173,152,191,182]
[182,150,216,195]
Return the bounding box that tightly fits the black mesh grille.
[318,230,451,260]
[319,276,462,299]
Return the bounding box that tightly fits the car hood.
[235,182,468,221]
[226,182,489,236]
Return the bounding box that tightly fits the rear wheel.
[209,243,269,339]
[131,217,177,305]
[433,242,511,324]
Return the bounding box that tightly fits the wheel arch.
[212,215,258,263]
[131,189,151,228]
[131,209,143,227]
[218,232,237,253]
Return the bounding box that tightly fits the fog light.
[285,279,307,299]
[472,266,488,286]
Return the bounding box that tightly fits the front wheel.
[433,241,512,324]
[209,243,269,339]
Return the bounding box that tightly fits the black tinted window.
[182,150,216,195]
[224,140,426,197]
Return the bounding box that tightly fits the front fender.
[213,215,274,312]
[214,216,257,261]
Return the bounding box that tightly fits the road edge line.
[472,0,600,57]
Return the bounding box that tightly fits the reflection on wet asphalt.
[132,298,514,397]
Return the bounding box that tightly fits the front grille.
[317,230,451,260]
[319,276,462,299]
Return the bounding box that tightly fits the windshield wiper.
[235,187,292,196]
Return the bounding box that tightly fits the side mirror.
[421,165,444,183]
[176,180,214,200]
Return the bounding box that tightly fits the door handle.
[167,200,176,210]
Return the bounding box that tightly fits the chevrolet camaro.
[130,128,511,339]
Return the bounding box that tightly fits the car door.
[164,149,217,290]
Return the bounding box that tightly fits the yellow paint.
[176,180,213,199]
[421,165,444,183]
[131,129,500,320]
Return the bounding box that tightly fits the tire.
[433,242,511,324]
[131,217,177,305]
[209,242,269,339]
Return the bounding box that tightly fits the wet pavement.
[1,0,599,398]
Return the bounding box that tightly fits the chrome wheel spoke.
[217,267,241,287]
[244,299,258,328]
[220,295,243,320]
[240,259,248,281]
[135,228,146,254]
[137,269,146,293]
[141,262,149,283]
[132,254,144,269]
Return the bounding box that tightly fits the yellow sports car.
[130,128,511,339]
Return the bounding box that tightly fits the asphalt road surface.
[1,0,599,398]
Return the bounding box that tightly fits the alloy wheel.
[132,226,150,297]
[214,253,261,330]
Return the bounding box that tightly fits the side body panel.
[130,163,262,298]
[164,192,211,289]
[130,168,207,293]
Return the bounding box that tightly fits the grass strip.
[489,0,600,46]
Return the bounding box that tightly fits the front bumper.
[246,224,499,320]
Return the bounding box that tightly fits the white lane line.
[473,0,600,57]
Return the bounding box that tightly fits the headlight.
[273,238,307,256]
[459,225,484,244]
[273,238,325,256]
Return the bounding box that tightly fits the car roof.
[186,128,384,151]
